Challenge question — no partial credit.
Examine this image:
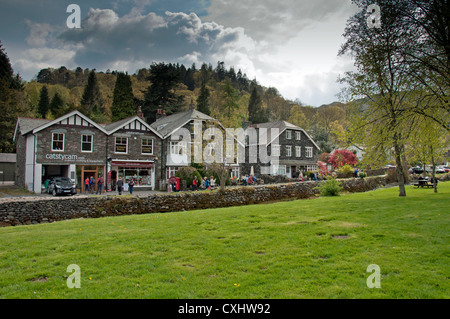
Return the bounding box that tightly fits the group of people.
[84,175,103,195]
[115,176,135,195]
[297,171,326,182]
[84,175,136,195]
[240,175,257,186]
[192,176,216,191]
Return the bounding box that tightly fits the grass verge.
[0,183,448,298]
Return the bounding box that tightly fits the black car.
[409,167,424,174]
[47,177,77,196]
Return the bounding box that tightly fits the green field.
[0,183,449,299]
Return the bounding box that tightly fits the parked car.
[435,167,446,174]
[438,166,449,173]
[409,166,424,174]
[47,177,77,196]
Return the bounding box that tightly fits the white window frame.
[296,146,301,157]
[306,146,313,158]
[170,141,186,155]
[286,145,292,157]
[81,134,93,153]
[115,137,128,154]
[296,131,301,140]
[52,133,65,152]
[286,130,292,139]
[142,138,154,155]
[167,167,179,179]
[271,144,281,157]
[272,164,286,176]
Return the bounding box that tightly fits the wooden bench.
[413,180,436,188]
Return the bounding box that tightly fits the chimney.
[242,121,251,130]
[137,106,144,120]
[189,98,195,111]
[155,109,163,121]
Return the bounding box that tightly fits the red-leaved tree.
[328,149,358,169]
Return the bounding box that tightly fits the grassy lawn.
[0,183,448,299]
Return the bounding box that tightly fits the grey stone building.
[240,120,321,178]
[14,107,321,193]
[14,110,162,193]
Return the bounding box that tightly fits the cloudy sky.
[0,0,360,106]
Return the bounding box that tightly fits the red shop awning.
[112,161,154,168]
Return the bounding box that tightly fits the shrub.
[317,179,343,196]
[176,167,202,188]
[359,172,367,179]
[336,164,354,178]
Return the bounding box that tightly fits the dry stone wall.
[0,176,389,227]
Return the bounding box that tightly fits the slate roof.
[0,153,16,163]
[252,120,320,150]
[15,118,51,136]
[149,109,217,138]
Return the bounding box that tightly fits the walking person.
[84,177,89,193]
[192,176,198,191]
[89,176,95,194]
[129,178,135,195]
[116,177,123,195]
[96,174,103,195]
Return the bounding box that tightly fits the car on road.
[438,166,449,173]
[409,166,424,174]
[47,177,77,196]
[435,166,446,174]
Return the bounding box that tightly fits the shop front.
[110,160,155,191]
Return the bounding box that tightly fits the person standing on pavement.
[116,177,123,195]
[129,177,135,194]
[84,177,89,193]
[96,174,103,195]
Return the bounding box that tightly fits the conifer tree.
[111,72,135,121]
[80,70,103,115]
[196,82,211,115]
[37,85,50,118]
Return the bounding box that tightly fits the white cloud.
[13,47,77,79]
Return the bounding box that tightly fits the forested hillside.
[1,41,349,153]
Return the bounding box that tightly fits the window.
[306,147,313,158]
[286,145,292,157]
[296,146,301,157]
[81,134,93,152]
[52,133,64,151]
[296,131,301,140]
[272,164,286,176]
[142,138,153,155]
[115,137,128,154]
[286,130,292,139]
[271,144,281,157]
[167,167,179,179]
[170,141,186,155]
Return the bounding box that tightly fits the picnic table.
[413,179,436,188]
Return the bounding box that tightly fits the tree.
[0,41,31,152]
[111,72,135,121]
[37,85,50,118]
[288,105,308,128]
[143,62,184,122]
[80,70,103,115]
[406,117,447,193]
[197,82,211,115]
[329,149,358,169]
[220,78,239,126]
[339,0,418,197]
[248,84,268,124]
[49,92,65,117]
